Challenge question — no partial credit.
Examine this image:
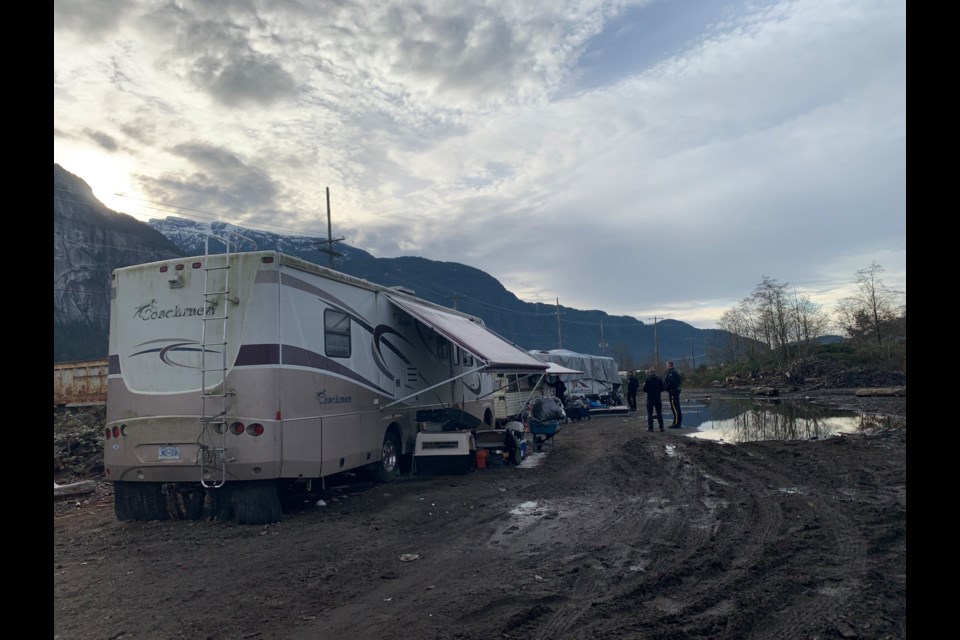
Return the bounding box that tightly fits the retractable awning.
[545,362,584,376]
[385,293,548,374]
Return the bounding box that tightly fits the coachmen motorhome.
[104,235,548,524]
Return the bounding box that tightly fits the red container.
[475,449,488,469]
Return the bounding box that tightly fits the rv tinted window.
[324,309,351,358]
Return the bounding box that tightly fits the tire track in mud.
[487,428,903,640]
[688,440,871,639]
[482,432,748,639]
[55,413,906,640]
[602,435,901,640]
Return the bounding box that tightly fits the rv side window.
[324,309,351,358]
[464,352,474,367]
[437,337,449,359]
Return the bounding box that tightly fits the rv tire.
[114,481,171,522]
[372,432,401,482]
[229,481,283,525]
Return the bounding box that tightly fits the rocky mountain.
[53,163,734,367]
[54,164,184,361]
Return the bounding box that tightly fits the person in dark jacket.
[663,360,683,428]
[641,368,665,432]
[626,371,639,412]
[547,377,567,406]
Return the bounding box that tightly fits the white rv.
[104,236,547,524]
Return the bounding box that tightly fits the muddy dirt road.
[53,391,906,640]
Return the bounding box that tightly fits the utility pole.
[448,294,464,310]
[649,316,660,369]
[690,337,696,370]
[315,187,345,269]
[556,298,562,349]
[599,319,608,355]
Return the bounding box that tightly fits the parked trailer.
[105,236,547,524]
[492,361,583,422]
[54,359,108,408]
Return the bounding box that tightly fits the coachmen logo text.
[317,390,352,405]
[134,299,218,321]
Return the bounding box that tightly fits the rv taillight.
[175,264,185,271]
[112,426,120,438]
[247,423,265,436]
[104,428,111,439]
[192,262,202,269]
[261,256,274,264]
[230,422,245,435]
[159,266,168,273]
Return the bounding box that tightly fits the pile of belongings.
[564,396,590,422]
[531,396,566,422]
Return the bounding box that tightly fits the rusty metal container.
[54,358,108,407]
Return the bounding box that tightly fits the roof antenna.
[315,186,344,269]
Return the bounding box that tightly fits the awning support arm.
[381,365,488,410]
[476,372,540,400]
[521,372,549,409]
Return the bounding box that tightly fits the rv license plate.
[158,446,180,461]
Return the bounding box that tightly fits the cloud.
[53,0,905,328]
[84,130,120,152]
[54,0,132,37]
[135,142,283,218]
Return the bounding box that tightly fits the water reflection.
[681,397,906,444]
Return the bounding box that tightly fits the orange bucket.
[475,449,488,469]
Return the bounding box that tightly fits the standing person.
[641,367,665,432]
[626,371,639,412]
[664,360,683,428]
[547,376,567,406]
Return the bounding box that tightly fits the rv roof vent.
[389,285,416,295]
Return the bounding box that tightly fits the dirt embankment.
[54,387,906,640]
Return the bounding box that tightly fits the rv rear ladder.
[197,231,254,488]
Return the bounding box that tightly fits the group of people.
[545,363,683,432]
[626,361,683,432]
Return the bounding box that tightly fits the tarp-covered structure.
[529,349,623,397]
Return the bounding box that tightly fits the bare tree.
[750,276,792,366]
[717,306,750,363]
[836,262,905,348]
[790,288,830,356]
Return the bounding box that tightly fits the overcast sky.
[54,0,905,329]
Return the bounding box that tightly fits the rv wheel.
[372,432,401,482]
[114,481,171,522]
[230,481,282,525]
